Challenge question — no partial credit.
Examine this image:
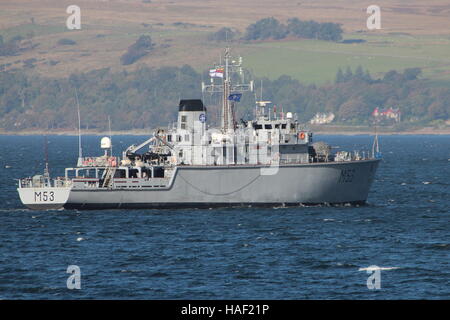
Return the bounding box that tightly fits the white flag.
[209,68,224,78]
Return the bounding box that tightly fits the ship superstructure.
[18,48,380,210]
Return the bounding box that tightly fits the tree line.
[0,64,448,132]
[209,17,343,42]
[120,35,155,65]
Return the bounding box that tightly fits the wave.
[358,266,401,271]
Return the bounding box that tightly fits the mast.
[43,135,50,179]
[201,47,254,132]
[75,88,83,166]
[108,115,113,156]
[222,47,232,132]
[372,118,381,158]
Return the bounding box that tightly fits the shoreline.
[0,127,449,136]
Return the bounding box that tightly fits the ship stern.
[17,187,71,210]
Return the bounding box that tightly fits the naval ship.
[18,48,381,210]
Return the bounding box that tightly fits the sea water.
[0,134,448,299]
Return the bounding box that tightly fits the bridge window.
[153,167,164,178]
[180,115,187,129]
[129,169,139,178]
[142,168,152,178]
[113,169,126,178]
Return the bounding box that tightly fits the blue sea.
[0,134,448,299]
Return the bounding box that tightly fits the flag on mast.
[228,93,242,102]
[209,67,224,78]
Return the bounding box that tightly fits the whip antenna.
[75,88,83,166]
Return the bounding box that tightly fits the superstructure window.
[153,167,164,178]
[167,135,172,142]
[113,169,126,178]
[142,168,152,178]
[129,169,138,178]
[265,124,272,129]
[180,115,187,129]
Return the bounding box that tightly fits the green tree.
[338,96,369,122]
[244,17,288,40]
[403,68,422,81]
[335,68,344,83]
[120,35,154,65]
[343,67,353,82]
[354,66,365,81]
[317,22,343,41]
[208,27,237,42]
[428,100,449,119]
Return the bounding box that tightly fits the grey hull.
[64,159,380,210]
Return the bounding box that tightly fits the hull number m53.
[34,191,55,202]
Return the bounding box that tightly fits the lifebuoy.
[298,132,305,140]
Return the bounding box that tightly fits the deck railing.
[19,177,72,189]
[79,156,118,167]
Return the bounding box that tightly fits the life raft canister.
[298,132,306,140]
[108,157,117,167]
[83,158,93,166]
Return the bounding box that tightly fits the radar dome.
[101,137,112,149]
[286,112,293,119]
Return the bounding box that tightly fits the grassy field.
[1,0,450,84]
[238,34,450,84]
